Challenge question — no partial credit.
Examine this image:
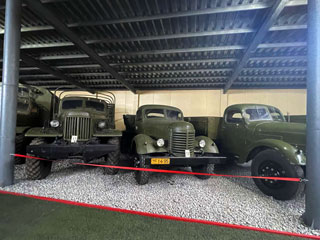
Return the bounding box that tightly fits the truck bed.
[184,116,222,140]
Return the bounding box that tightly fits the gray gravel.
[1,158,320,237]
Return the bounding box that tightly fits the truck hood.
[253,121,306,150]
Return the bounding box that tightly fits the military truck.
[123,104,226,185]
[186,104,306,200]
[0,84,54,164]
[25,90,121,180]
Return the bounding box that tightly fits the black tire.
[135,155,150,185]
[192,165,211,180]
[251,149,304,200]
[15,134,26,165]
[104,137,121,175]
[26,138,52,180]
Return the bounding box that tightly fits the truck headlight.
[50,120,59,128]
[199,139,206,148]
[156,138,165,147]
[98,121,106,129]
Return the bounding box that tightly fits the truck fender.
[195,136,219,153]
[132,134,167,155]
[246,139,306,165]
[25,127,62,138]
[16,126,31,134]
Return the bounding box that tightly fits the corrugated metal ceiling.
[0,0,308,92]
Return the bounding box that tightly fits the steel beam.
[17,23,307,50]
[223,0,290,93]
[34,41,306,61]
[303,0,320,229]
[0,0,22,187]
[19,53,93,92]
[24,0,136,94]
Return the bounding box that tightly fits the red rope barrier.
[13,154,303,182]
[0,190,318,239]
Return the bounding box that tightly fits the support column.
[303,0,320,229]
[0,0,22,187]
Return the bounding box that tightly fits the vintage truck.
[123,104,226,185]
[25,90,121,180]
[0,84,54,164]
[186,104,306,200]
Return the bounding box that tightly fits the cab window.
[167,110,183,120]
[85,100,105,111]
[136,109,143,121]
[145,109,165,119]
[226,110,243,123]
[62,100,83,109]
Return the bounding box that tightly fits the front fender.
[195,136,219,153]
[25,127,62,138]
[246,139,306,165]
[132,134,167,155]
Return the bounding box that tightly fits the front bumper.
[26,143,117,161]
[144,153,226,166]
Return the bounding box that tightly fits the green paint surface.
[0,194,309,240]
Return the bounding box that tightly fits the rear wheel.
[192,165,211,180]
[15,134,26,165]
[104,137,121,175]
[26,138,52,180]
[251,149,304,200]
[135,155,150,185]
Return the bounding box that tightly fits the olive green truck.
[123,105,226,185]
[186,104,306,201]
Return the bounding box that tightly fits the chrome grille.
[170,131,195,156]
[64,116,91,141]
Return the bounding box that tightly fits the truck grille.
[64,116,91,141]
[170,131,195,156]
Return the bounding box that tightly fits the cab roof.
[226,104,281,111]
[138,104,182,112]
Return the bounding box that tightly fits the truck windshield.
[62,100,83,109]
[85,100,105,111]
[244,107,273,121]
[167,110,183,120]
[145,109,165,119]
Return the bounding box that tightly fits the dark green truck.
[186,104,306,201]
[25,90,121,180]
[123,104,226,185]
[0,84,54,164]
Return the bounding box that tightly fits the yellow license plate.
[151,158,170,165]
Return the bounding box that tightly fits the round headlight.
[50,120,59,128]
[98,121,106,128]
[199,139,206,148]
[156,138,165,147]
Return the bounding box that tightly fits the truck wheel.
[15,134,26,165]
[251,149,304,200]
[26,138,52,180]
[192,165,211,180]
[135,155,150,185]
[104,137,120,175]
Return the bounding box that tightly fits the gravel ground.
[1,158,320,237]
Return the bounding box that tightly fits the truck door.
[220,109,247,159]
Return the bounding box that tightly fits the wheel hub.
[259,161,286,188]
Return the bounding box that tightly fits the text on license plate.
[151,158,170,165]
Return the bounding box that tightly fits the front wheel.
[251,149,304,200]
[134,155,150,185]
[26,138,52,180]
[104,137,121,175]
[192,165,211,180]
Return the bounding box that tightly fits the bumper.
[144,153,226,166]
[26,144,117,161]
